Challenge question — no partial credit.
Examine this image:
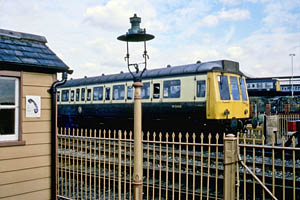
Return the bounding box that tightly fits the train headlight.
[224,109,230,116]
[244,109,248,115]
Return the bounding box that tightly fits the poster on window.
[26,96,41,118]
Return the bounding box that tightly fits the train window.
[62,90,69,102]
[230,77,240,100]
[257,83,263,89]
[76,89,80,101]
[113,85,125,100]
[127,86,133,100]
[153,83,160,99]
[163,80,180,98]
[265,82,273,89]
[70,90,74,102]
[105,87,111,100]
[141,82,150,99]
[81,88,85,101]
[196,80,206,97]
[240,78,248,101]
[87,89,91,101]
[218,75,230,100]
[57,91,60,102]
[93,86,103,101]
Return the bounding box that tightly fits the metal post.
[133,81,143,200]
[289,53,295,98]
[223,134,237,200]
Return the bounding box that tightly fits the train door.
[151,79,162,103]
[194,75,207,102]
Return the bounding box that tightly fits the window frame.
[0,71,25,146]
[163,79,181,98]
[218,75,231,100]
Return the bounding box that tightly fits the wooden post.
[223,134,237,200]
[133,82,143,200]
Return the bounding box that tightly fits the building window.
[0,76,19,141]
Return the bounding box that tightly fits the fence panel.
[57,127,300,199]
[57,128,224,199]
[237,134,300,200]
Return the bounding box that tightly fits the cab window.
[62,90,69,102]
[218,75,230,100]
[127,86,133,100]
[240,78,248,101]
[105,87,111,100]
[141,82,150,99]
[113,85,125,100]
[230,77,240,100]
[196,80,206,97]
[163,80,180,98]
[93,86,103,101]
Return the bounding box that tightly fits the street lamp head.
[117,14,154,42]
[117,14,155,82]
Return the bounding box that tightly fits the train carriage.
[57,60,250,132]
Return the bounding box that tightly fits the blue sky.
[1,0,300,78]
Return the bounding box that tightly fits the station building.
[0,29,69,199]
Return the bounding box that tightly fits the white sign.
[26,96,41,118]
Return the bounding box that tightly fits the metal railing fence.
[237,134,300,200]
[277,114,300,137]
[57,128,224,199]
[56,127,300,200]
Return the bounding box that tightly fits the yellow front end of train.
[206,72,250,120]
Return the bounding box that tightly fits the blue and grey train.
[57,60,250,132]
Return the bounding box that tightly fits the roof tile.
[0,28,69,72]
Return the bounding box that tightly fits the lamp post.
[117,14,154,199]
[289,53,295,98]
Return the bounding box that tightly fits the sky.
[0,0,300,79]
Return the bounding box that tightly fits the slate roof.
[0,28,69,73]
[61,60,243,88]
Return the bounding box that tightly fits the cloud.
[219,0,257,5]
[84,0,158,32]
[219,8,250,21]
[226,46,243,58]
[198,8,250,27]
[262,1,300,32]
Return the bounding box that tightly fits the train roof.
[60,60,243,88]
